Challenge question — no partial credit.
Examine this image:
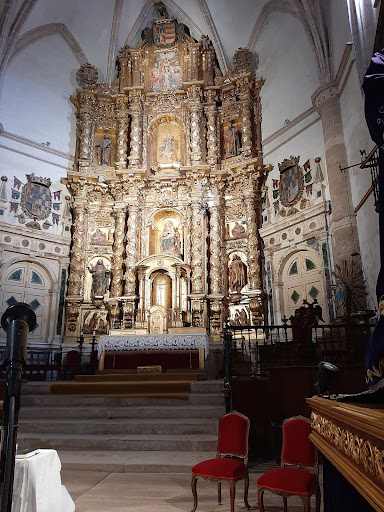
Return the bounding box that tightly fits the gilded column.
[244,188,264,324]
[187,85,203,164]
[238,78,253,157]
[65,197,86,336]
[67,199,86,297]
[77,92,95,165]
[124,202,140,296]
[128,90,142,168]
[136,265,148,327]
[122,202,140,328]
[110,206,126,297]
[204,88,219,165]
[190,200,205,326]
[208,197,225,335]
[115,96,129,169]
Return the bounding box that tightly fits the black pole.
[223,326,232,413]
[0,302,36,512]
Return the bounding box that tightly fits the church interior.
[0,0,383,510]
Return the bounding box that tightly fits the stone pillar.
[190,200,206,326]
[110,206,126,298]
[208,197,225,336]
[187,85,203,164]
[115,96,129,169]
[312,84,363,266]
[204,88,219,166]
[128,90,142,168]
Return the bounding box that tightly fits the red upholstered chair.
[257,416,320,512]
[191,411,250,512]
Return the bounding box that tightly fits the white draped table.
[12,449,75,512]
[97,334,209,371]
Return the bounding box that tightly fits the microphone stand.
[0,303,36,512]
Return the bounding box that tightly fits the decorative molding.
[106,0,124,85]
[311,412,384,485]
[312,83,339,110]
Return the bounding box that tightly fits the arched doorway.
[0,261,52,342]
[281,251,328,322]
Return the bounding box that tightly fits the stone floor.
[61,462,324,512]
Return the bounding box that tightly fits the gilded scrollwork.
[311,412,384,485]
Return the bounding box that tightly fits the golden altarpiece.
[63,9,271,344]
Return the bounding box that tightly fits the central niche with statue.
[63,3,271,343]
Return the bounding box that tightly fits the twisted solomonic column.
[115,96,129,169]
[67,200,86,297]
[128,90,142,167]
[204,89,218,165]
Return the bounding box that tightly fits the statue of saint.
[89,259,107,298]
[228,254,247,294]
[96,134,111,166]
[239,308,248,326]
[224,123,241,158]
[160,220,181,256]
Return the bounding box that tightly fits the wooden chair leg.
[315,483,321,512]
[301,495,311,512]
[243,473,250,510]
[258,488,265,512]
[191,476,198,512]
[283,496,288,512]
[229,480,236,512]
[217,481,221,505]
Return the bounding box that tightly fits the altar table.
[97,333,209,371]
[12,449,75,512]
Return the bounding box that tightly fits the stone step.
[56,450,216,473]
[16,433,218,452]
[19,404,225,420]
[20,393,224,407]
[19,418,219,436]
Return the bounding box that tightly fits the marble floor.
[61,462,324,512]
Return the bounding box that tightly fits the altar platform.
[97,332,209,372]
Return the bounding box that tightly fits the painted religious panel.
[222,120,242,159]
[150,51,183,92]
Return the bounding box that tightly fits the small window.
[289,262,298,275]
[9,270,22,281]
[31,271,43,285]
[29,298,41,311]
[305,259,316,271]
[309,286,319,299]
[6,296,17,307]
[291,290,300,303]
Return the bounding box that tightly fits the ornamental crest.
[21,173,52,220]
[278,156,303,207]
[153,18,176,47]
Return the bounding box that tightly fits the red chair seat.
[192,458,247,480]
[257,467,318,495]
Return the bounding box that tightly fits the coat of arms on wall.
[278,156,304,207]
[20,173,52,220]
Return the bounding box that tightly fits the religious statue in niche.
[96,134,112,166]
[89,259,108,298]
[160,134,175,160]
[160,220,181,257]
[150,51,183,92]
[228,253,248,294]
[223,122,241,158]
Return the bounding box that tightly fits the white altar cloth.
[12,449,75,512]
[98,333,209,358]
